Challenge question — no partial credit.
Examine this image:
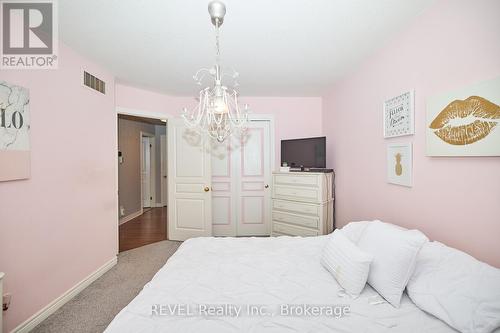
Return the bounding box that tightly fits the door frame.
[247,114,275,172]
[116,106,171,254]
[160,134,168,206]
[140,131,155,210]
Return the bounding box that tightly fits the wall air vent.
[83,70,106,94]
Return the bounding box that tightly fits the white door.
[168,118,212,241]
[160,134,167,206]
[211,120,272,236]
[237,121,272,236]
[141,136,152,208]
[211,138,237,236]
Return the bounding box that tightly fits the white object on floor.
[321,229,373,296]
[356,221,428,307]
[407,241,500,333]
[105,236,455,333]
[271,172,334,236]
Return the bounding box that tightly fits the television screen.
[281,137,326,168]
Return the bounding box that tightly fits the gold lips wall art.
[426,77,500,156]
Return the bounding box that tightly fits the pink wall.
[322,0,500,267]
[0,43,118,331]
[116,84,323,168]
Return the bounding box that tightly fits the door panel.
[168,119,212,241]
[211,139,237,236]
[237,121,272,236]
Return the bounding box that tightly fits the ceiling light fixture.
[181,1,249,143]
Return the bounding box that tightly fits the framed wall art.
[387,143,412,187]
[426,77,500,156]
[0,81,30,181]
[383,90,414,138]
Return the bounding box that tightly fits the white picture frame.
[387,143,412,187]
[383,90,414,138]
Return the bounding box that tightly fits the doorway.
[117,113,168,252]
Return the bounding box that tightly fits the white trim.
[140,132,156,209]
[1,272,4,333]
[160,134,168,206]
[118,210,143,225]
[116,106,172,121]
[248,114,276,172]
[12,257,117,333]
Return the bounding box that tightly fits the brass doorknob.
[204,186,210,192]
[265,184,269,189]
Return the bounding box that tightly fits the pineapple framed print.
[387,143,412,187]
[383,90,414,138]
[0,81,30,181]
[426,77,500,156]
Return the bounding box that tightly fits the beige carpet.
[32,240,182,333]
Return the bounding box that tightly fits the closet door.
[167,119,212,241]
[211,138,237,236]
[236,120,272,236]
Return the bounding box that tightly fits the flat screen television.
[281,136,326,168]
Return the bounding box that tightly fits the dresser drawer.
[274,174,318,187]
[272,222,318,237]
[272,211,318,229]
[273,185,319,202]
[272,199,319,216]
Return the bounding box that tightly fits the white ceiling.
[59,0,434,96]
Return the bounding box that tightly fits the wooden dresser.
[271,172,334,237]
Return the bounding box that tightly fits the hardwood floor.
[119,207,167,252]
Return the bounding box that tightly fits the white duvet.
[105,236,456,332]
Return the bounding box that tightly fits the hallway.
[119,207,167,252]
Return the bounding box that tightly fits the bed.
[105,236,456,332]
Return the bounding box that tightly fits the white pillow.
[340,221,370,244]
[356,221,428,307]
[321,229,373,296]
[407,242,500,333]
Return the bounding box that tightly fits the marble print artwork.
[0,81,30,181]
[0,81,30,150]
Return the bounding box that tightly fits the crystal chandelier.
[182,1,249,143]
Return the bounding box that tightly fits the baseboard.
[119,209,142,225]
[153,202,166,208]
[12,256,117,333]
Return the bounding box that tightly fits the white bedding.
[105,236,456,332]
